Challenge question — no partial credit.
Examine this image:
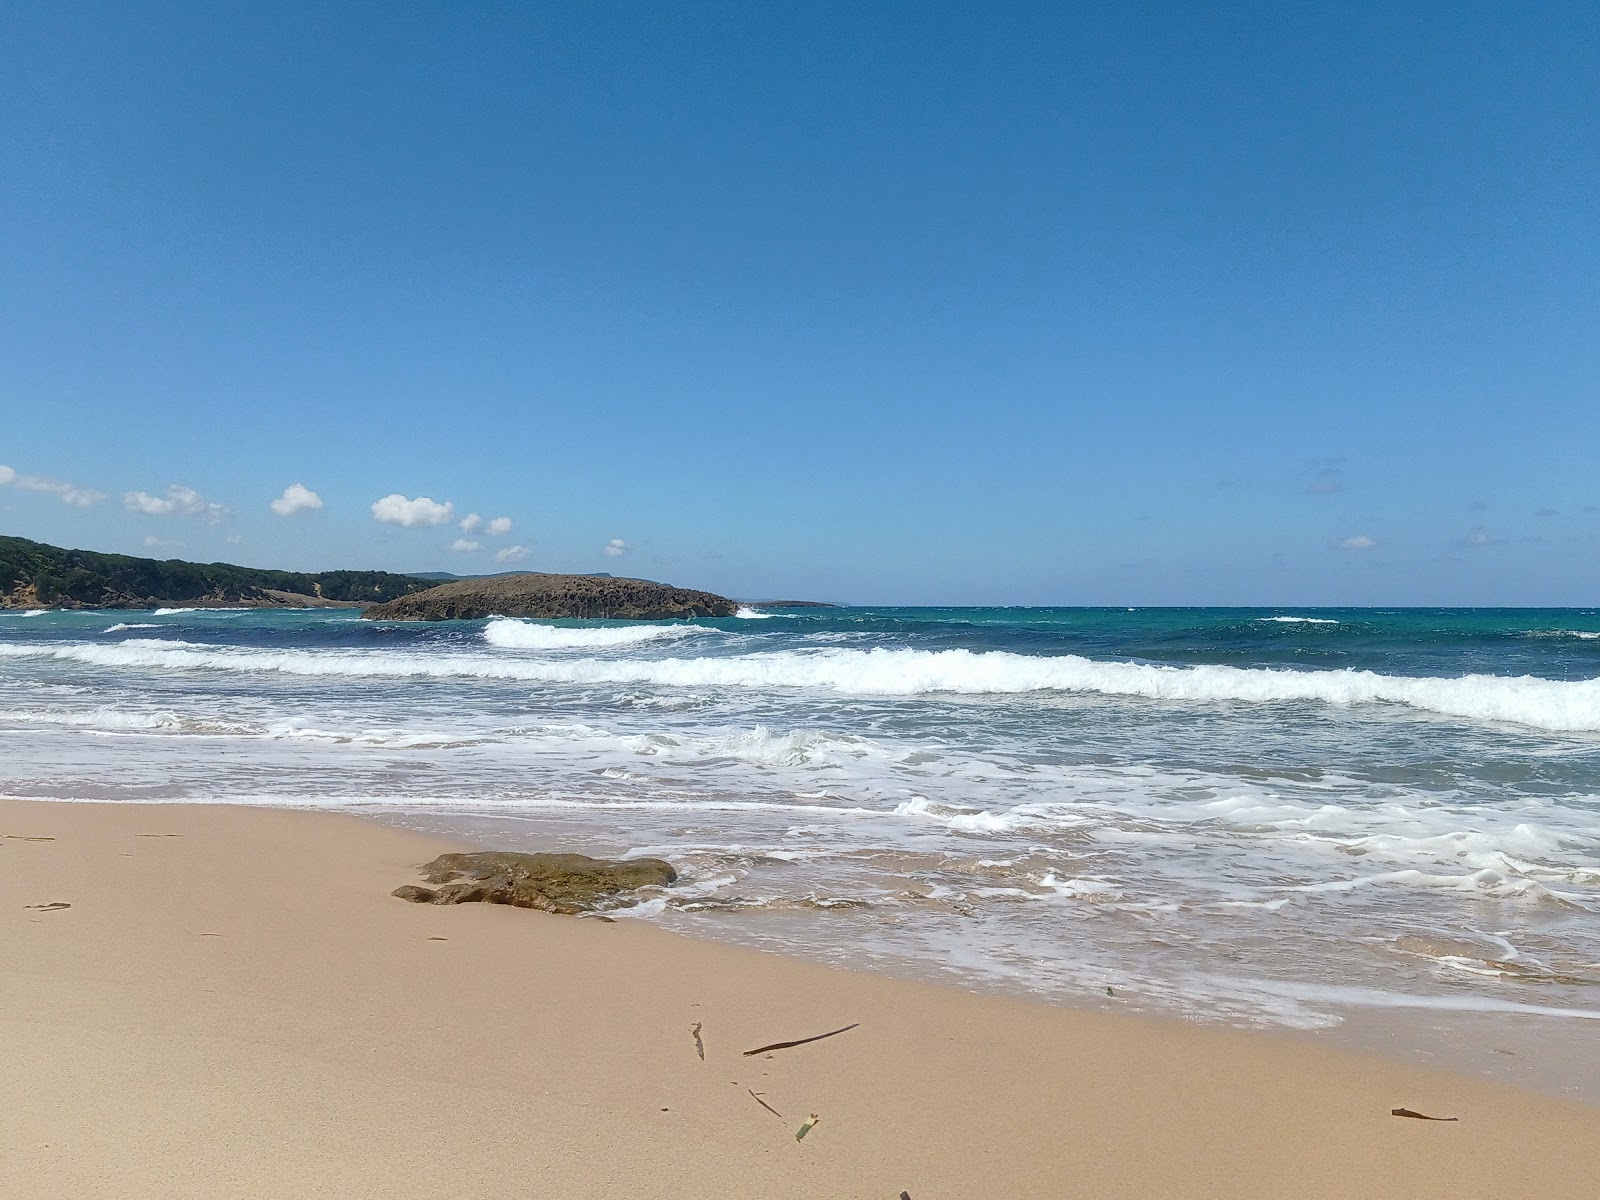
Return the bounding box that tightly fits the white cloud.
[269,483,323,517]
[1336,535,1376,551]
[371,493,454,527]
[143,536,185,551]
[1464,526,1494,547]
[225,534,243,545]
[123,484,226,523]
[449,538,482,553]
[603,538,630,557]
[459,512,483,534]
[486,516,513,536]
[495,544,530,564]
[0,465,106,507]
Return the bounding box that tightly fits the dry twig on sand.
[743,1023,859,1057]
[691,1022,705,1060]
[1391,1108,1458,1121]
[748,1089,783,1119]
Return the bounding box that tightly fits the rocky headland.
[362,573,738,621]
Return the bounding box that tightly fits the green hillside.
[0,534,435,609]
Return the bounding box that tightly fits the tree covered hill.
[0,534,436,609]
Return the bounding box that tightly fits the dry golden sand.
[3,800,1595,1199]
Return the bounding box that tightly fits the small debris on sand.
[744,1023,859,1057]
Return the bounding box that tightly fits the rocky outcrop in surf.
[362,573,738,621]
[392,851,677,914]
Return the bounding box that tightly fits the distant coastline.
[0,534,765,619]
[0,534,434,611]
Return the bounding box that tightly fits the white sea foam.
[9,609,50,617]
[1256,616,1340,625]
[482,618,717,650]
[1214,977,1600,1021]
[626,725,888,768]
[3,641,1598,732]
[735,606,772,619]
[151,607,198,615]
[0,707,256,735]
[104,623,161,632]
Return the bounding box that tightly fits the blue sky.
[2,2,1596,605]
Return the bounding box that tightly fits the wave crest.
[482,618,717,650]
[2,641,1597,732]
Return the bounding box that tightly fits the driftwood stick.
[748,1089,784,1119]
[743,1023,860,1057]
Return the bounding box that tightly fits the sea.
[4,604,1598,1087]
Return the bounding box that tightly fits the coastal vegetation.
[0,534,434,609]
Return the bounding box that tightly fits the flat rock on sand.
[392,850,677,914]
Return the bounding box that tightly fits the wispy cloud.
[0,464,106,507]
[371,494,453,527]
[1460,526,1503,548]
[1335,534,1376,551]
[449,538,482,553]
[269,483,323,517]
[495,544,530,564]
[459,512,482,534]
[143,535,185,551]
[124,484,226,523]
[603,538,630,557]
[1304,458,1346,496]
[486,516,513,536]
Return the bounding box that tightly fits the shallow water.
[3,604,1597,1078]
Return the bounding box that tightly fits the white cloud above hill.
[0,464,106,507]
[372,494,453,527]
[124,484,226,523]
[269,483,323,517]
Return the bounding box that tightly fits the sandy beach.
[2,799,1595,1199]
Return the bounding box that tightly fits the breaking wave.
[1256,616,1340,625]
[2,640,1598,732]
[482,618,719,650]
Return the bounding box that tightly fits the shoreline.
[5,798,1596,1198]
[372,803,1600,1106]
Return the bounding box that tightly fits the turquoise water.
[2,604,1598,1036]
